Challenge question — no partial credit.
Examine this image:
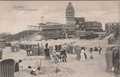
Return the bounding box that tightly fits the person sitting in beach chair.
[15,60,22,72]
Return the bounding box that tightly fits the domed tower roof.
[66,2,74,11]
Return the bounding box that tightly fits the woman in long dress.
[80,47,86,61]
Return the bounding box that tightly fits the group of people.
[89,46,102,59]
[15,59,42,76]
[76,46,102,61]
[14,42,104,76]
[52,47,67,63]
[52,44,103,63]
[50,44,67,63]
[36,42,103,63]
[15,60,23,72]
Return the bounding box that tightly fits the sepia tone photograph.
[0,1,120,77]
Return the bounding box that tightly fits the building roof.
[105,22,120,26]
[66,2,74,11]
[38,23,46,25]
[74,17,85,22]
[36,22,64,30]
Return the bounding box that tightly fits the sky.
[0,1,119,34]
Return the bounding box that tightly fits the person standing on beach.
[60,48,67,62]
[80,47,86,61]
[44,43,51,60]
[98,46,102,54]
[89,48,93,59]
[15,60,22,72]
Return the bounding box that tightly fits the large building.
[27,22,65,39]
[27,2,103,39]
[27,22,64,31]
[105,22,120,45]
[105,22,120,38]
[85,21,103,32]
[65,2,103,33]
[105,23,119,33]
[66,2,75,25]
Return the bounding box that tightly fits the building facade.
[105,22,120,38]
[27,22,66,39]
[66,2,75,26]
[85,21,103,32]
[105,23,119,33]
[27,2,103,39]
[27,22,64,31]
[65,2,103,33]
[74,17,86,31]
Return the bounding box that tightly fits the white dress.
[19,62,24,71]
[80,49,85,61]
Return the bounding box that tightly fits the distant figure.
[55,45,57,51]
[26,48,32,56]
[98,47,102,54]
[16,44,20,52]
[44,44,51,60]
[45,43,48,49]
[94,47,98,52]
[58,45,62,51]
[60,48,67,62]
[80,47,86,61]
[90,48,93,53]
[44,48,50,56]
[89,48,93,59]
[15,60,22,72]
[75,46,81,61]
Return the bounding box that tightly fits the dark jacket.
[60,49,67,57]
